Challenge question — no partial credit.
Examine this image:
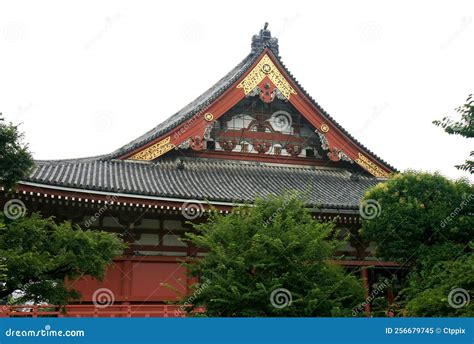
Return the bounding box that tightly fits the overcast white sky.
[1,0,473,181]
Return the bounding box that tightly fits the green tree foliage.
[0,115,126,305]
[360,172,473,316]
[0,213,125,305]
[360,171,473,263]
[401,248,474,316]
[184,194,365,317]
[0,115,34,190]
[433,94,474,173]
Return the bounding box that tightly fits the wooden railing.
[0,304,202,318]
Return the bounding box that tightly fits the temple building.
[1,24,399,316]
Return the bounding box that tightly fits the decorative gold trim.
[355,153,389,178]
[320,123,329,133]
[204,113,214,122]
[129,136,175,161]
[237,54,297,100]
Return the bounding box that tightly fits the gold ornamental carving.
[237,54,297,100]
[320,123,329,133]
[204,113,214,122]
[355,153,390,178]
[129,136,176,161]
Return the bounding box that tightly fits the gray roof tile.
[25,159,379,209]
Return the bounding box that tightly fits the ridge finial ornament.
[251,23,279,55]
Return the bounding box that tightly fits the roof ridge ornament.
[251,22,279,55]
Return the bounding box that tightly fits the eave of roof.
[22,158,380,209]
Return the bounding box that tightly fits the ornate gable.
[119,24,394,178]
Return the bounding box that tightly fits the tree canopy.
[433,94,474,173]
[0,114,125,305]
[360,171,473,264]
[360,171,473,316]
[0,115,34,190]
[184,194,365,317]
[0,213,125,305]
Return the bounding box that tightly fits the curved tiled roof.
[100,25,395,172]
[21,24,392,208]
[26,158,378,209]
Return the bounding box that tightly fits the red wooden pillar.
[361,267,372,315]
[122,259,132,305]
